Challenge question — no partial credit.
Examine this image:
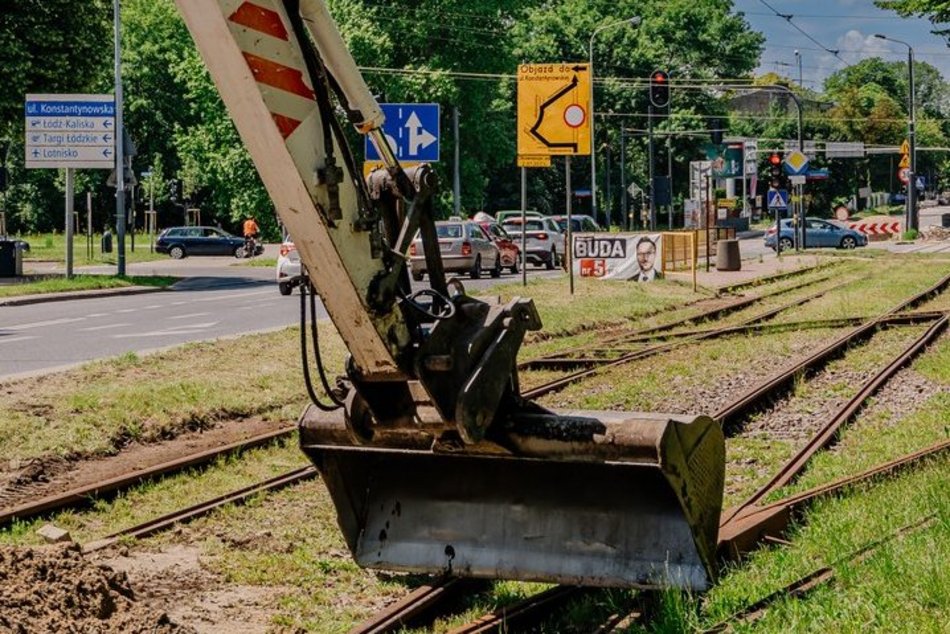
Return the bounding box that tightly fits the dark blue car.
[764,217,868,251]
[156,226,247,259]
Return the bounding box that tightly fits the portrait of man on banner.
[634,236,662,282]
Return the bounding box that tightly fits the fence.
[662,227,735,273]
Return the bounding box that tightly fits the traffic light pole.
[647,104,655,230]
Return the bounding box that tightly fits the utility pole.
[875,34,916,231]
[453,107,461,216]
[114,0,127,276]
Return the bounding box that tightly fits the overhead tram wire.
[756,0,847,64]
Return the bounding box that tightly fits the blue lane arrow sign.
[365,103,440,162]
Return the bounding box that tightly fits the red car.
[476,220,521,274]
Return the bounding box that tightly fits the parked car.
[764,218,868,251]
[501,216,565,269]
[495,209,543,224]
[156,226,247,259]
[550,214,602,233]
[409,220,501,280]
[888,192,907,205]
[276,240,302,295]
[475,220,521,274]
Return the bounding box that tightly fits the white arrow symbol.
[404,112,436,157]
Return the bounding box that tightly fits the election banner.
[573,233,663,282]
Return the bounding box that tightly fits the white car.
[501,216,565,270]
[276,241,302,295]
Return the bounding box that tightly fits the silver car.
[501,216,565,270]
[409,221,501,281]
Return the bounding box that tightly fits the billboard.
[573,233,663,281]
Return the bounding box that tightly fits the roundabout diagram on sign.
[517,63,591,157]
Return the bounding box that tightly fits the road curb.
[0,285,166,307]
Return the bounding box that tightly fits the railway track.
[6,268,946,633]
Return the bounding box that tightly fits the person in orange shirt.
[243,217,260,239]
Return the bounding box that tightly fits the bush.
[902,229,918,241]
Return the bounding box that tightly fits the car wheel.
[510,258,519,275]
[469,255,482,280]
[778,237,793,252]
[840,236,857,249]
[169,245,185,260]
[278,282,292,296]
[411,270,424,282]
[490,254,502,278]
[545,247,556,270]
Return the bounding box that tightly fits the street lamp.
[793,50,803,89]
[875,33,916,232]
[589,15,641,228]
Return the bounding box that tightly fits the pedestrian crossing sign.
[767,189,789,210]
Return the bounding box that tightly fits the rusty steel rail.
[520,280,848,373]
[522,284,861,398]
[708,515,936,633]
[348,578,488,634]
[520,273,839,371]
[0,426,296,527]
[715,263,838,295]
[721,314,948,528]
[719,437,950,558]
[446,586,587,634]
[82,465,317,553]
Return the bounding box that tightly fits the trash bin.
[0,240,22,277]
[716,239,741,272]
[101,231,113,253]
[941,213,950,228]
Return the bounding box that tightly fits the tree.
[877,1,950,38]
[0,0,111,232]
[506,0,764,224]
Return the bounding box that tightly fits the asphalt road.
[0,256,558,380]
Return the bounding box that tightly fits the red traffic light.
[652,71,667,83]
[769,153,782,165]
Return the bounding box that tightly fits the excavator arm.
[174,0,725,589]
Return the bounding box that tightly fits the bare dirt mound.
[0,544,195,634]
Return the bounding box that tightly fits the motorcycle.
[237,236,265,259]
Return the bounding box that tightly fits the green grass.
[20,232,168,264]
[234,256,277,268]
[0,252,947,632]
[0,274,176,298]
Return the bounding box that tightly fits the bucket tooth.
[299,405,724,590]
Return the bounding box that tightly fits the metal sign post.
[114,0,127,277]
[64,168,74,278]
[520,167,527,288]
[566,155,573,295]
[86,192,94,260]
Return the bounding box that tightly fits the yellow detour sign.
[517,155,552,168]
[517,63,591,157]
[900,140,910,155]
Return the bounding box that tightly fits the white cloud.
[836,29,893,66]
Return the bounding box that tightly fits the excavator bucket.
[299,405,724,590]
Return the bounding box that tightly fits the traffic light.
[768,152,783,189]
[649,70,670,109]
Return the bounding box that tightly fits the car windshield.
[436,224,464,239]
[505,219,545,232]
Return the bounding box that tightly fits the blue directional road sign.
[767,189,789,211]
[365,103,440,163]
[24,94,115,170]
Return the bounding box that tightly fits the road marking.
[171,301,188,306]
[78,323,131,332]
[6,317,85,331]
[190,289,273,303]
[86,313,108,318]
[143,305,163,309]
[116,308,137,314]
[112,321,220,338]
[0,336,37,345]
[168,312,210,320]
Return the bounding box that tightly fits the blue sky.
[734,0,950,88]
